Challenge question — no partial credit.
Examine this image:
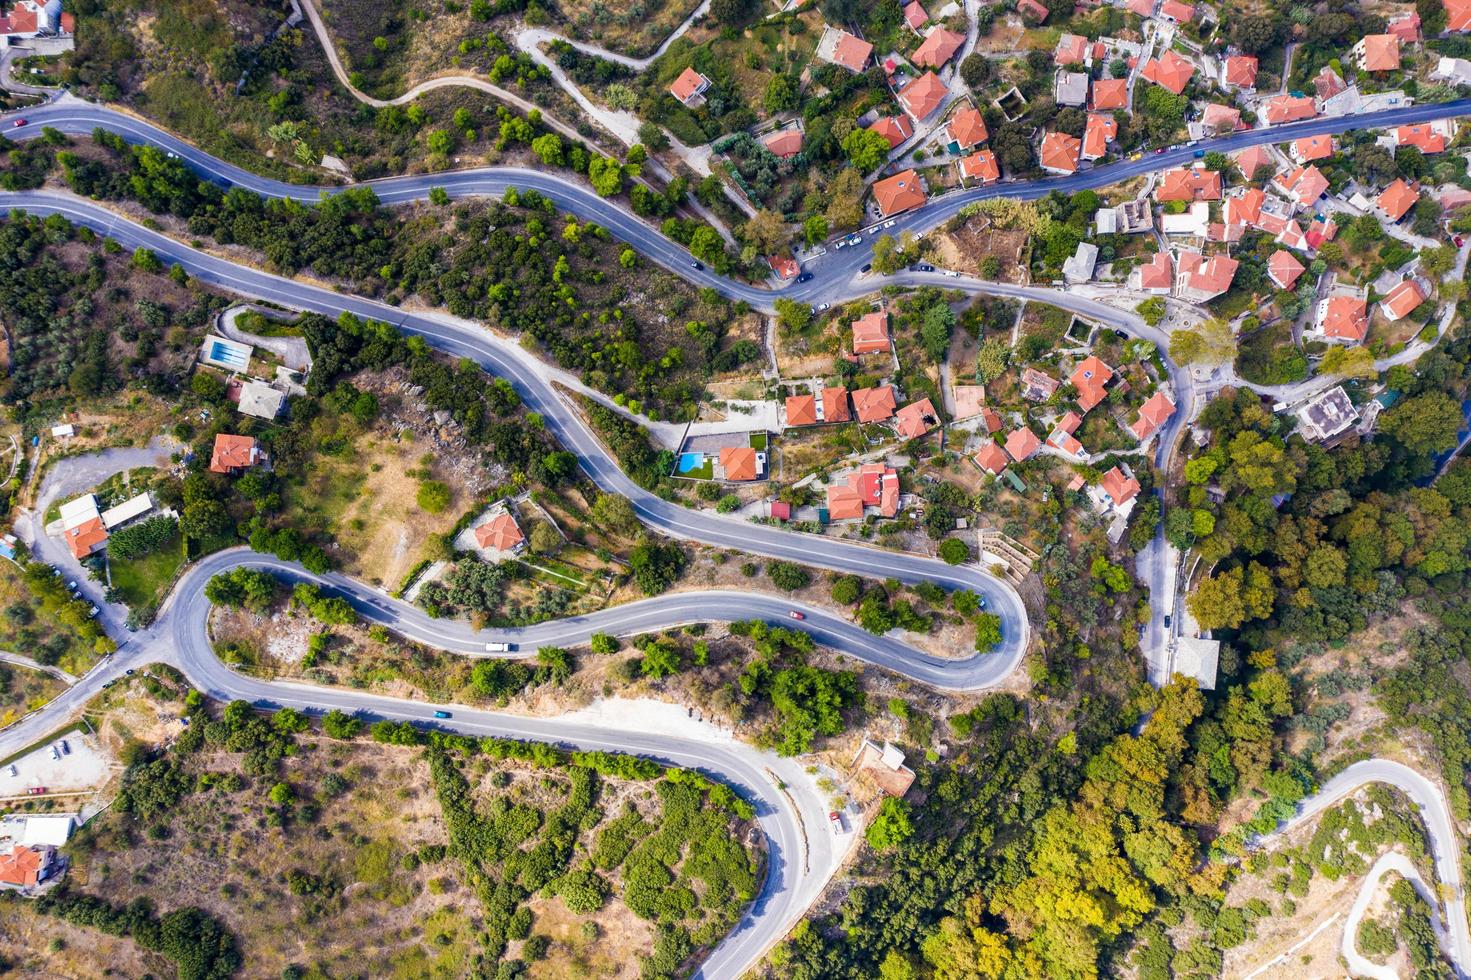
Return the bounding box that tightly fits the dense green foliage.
[105,515,179,560]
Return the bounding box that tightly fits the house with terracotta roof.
[816,27,874,72]
[1290,134,1333,164]
[762,128,803,159]
[903,0,928,30]
[1100,465,1141,507]
[1127,0,1155,15]
[1222,55,1258,90]
[1004,427,1042,462]
[826,483,865,521]
[1082,113,1117,160]
[1056,33,1088,65]
[0,844,59,891]
[1176,250,1239,302]
[1313,65,1348,101]
[1377,179,1420,222]
[1379,278,1427,321]
[1020,368,1060,401]
[822,386,851,423]
[0,1,74,41]
[1274,164,1330,207]
[945,107,988,150]
[975,442,1010,476]
[851,311,891,354]
[825,464,900,520]
[1199,103,1241,135]
[718,445,766,482]
[1351,34,1401,73]
[474,511,525,552]
[913,27,965,68]
[1311,294,1370,344]
[852,385,898,423]
[958,149,1000,184]
[785,394,818,427]
[895,398,939,439]
[209,433,261,475]
[1090,77,1128,110]
[869,115,914,149]
[1129,391,1176,441]
[1017,0,1050,22]
[670,67,711,107]
[1396,120,1456,153]
[1157,166,1222,202]
[871,169,927,218]
[897,71,948,121]
[768,253,800,280]
[1447,0,1471,32]
[1233,145,1275,181]
[1388,10,1422,41]
[1069,355,1114,413]
[1140,50,1195,95]
[1159,0,1194,21]
[1039,131,1081,174]
[1047,424,1084,457]
[1130,251,1173,293]
[64,516,107,559]
[1262,95,1317,125]
[1267,250,1306,290]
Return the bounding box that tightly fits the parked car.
[88,605,99,618]
[817,303,830,312]
[789,610,805,621]
[58,740,69,755]
[49,746,59,760]
[829,811,844,831]
[1192,150,1205,159]
[433,710,451,719]
[7,764,16,777]
[1456,236,1465,248]
[915,263,935,272]
[1164,615,1172,629]
[859,264,872,274]
[796,272,813,283]
[944,270,960,278]
[26,786,45,795]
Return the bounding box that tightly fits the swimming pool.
[208,340,251,371]
[677,452,706,473]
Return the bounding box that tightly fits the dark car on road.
[433,710,451,719]
[796,272,812,283]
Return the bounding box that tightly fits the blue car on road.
[433,710,451,719]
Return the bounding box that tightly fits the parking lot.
[0,732,111,797]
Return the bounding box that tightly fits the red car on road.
[788,610,805,621]
[10,119,24,128]
[26,786,45,795]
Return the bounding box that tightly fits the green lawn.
[110,535,186,610]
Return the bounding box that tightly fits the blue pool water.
[677,453,705,473]
[209,341,250,370]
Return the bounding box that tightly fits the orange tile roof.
[981,407,1004,434]
[1319,295,1368,341]
[1448,0,1471,32]
[861,463,900,517]
[1292,134,1334,162]
[720,446,760,482]
[1039,131,1081,173]
[1397,124,1449,153]
[1140,50,1195,94]
[762,129,803,159]
[895,398,939,439]
[869,115,914,148]
[822,386,851,423]
[913,27,965,68]
[1377,178,1419,221]
[768,253,800,279]
[1224,55,1258,88]
[1263,95,1317,124]
[0,845,47,887]
[871,169,927,217]
[1177,250,1239,299]
[1358,34,1401,72]
[947,107,988,148]
[670,66,709,103]
[1233,145,1275,180]
[1129,392,1176,440]
[1070,355,1114,413]
[1004,427,1042,462]
[475,512,524,550]
[1380,279,1426,320]
[1048,428,1084,456]
[826,484,865,520]
[1101,466,1140,505]
[851,311,891,353]
[209,433,258,474]
[785,394,818,426]
[1200,103,1241,132]
[1055,33,1089,64]
[1314,66,1348,100]
[1082,113,1117,159]
[830,30,874,71]
[1160,0,1193,20]
[64,516,108,559]
[898,71,949,120]
[1127,0,1154,14]
[1090,78,1128,110]
[1017,0,1050,21]
[852,385,897,423]
[1276,164,1330,205]
[1388,11,1421,41]
[975,442,1009,475]
[1136,251,1172,289]
[904,0,928,29]
[1056,410,1082,434]
[958,149,1000,183]
[1157,167,1222,202]
[1267,249,1306,290]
